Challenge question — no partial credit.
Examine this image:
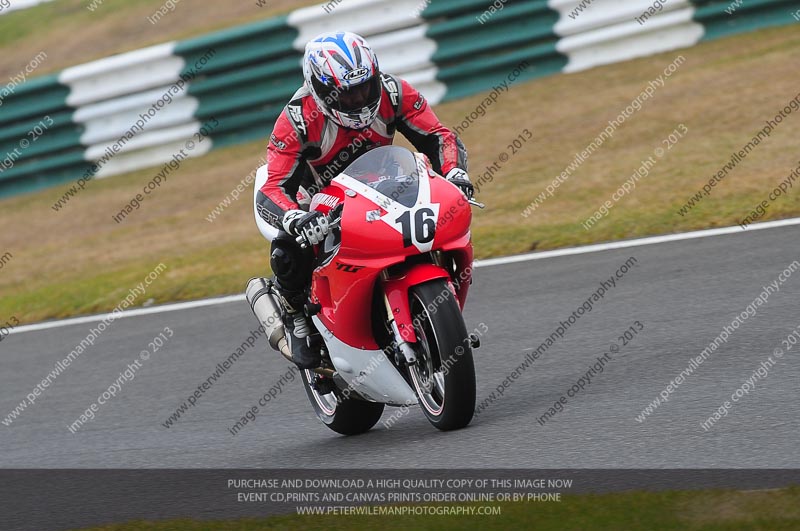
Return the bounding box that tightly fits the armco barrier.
[0,0,797,199]
[693,0,798,40]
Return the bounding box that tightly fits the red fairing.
[308,168,473,349]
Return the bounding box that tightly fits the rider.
[253,31,472,369]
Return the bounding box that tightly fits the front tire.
[407,279,476,430]
[300,371,384,435]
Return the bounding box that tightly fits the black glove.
[282,210,331,246]
[445,168,474,200]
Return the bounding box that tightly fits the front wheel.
[300,370,385,435]
[407,279,476,431]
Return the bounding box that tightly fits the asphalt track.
[2,223,800,470]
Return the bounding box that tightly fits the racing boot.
[273,281,321,370]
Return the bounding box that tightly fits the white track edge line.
[10,295,247,335]
[10,217,800,335]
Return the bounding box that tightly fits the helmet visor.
[313,75,381,114]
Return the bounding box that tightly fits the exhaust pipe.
[245,277,334,377]
[245,277,285,351]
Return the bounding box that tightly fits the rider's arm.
[390,75,468,176]
[256,109,307,230]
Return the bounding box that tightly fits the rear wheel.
[300,371,384,435]
[406,279,475,430]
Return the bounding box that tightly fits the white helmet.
[302,31,382,130]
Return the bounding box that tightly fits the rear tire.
[300,371,385,435]
[407,279,475,430]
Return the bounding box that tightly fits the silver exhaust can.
[245,277,284,351]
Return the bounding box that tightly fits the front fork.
[379,260,481,374]
[383,292,418,366]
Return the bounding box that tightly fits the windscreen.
[340,146,421,207]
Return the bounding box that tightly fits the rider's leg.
[254,165,320,369]
[270,233,320,369]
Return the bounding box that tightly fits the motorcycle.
[246,145,483,434]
